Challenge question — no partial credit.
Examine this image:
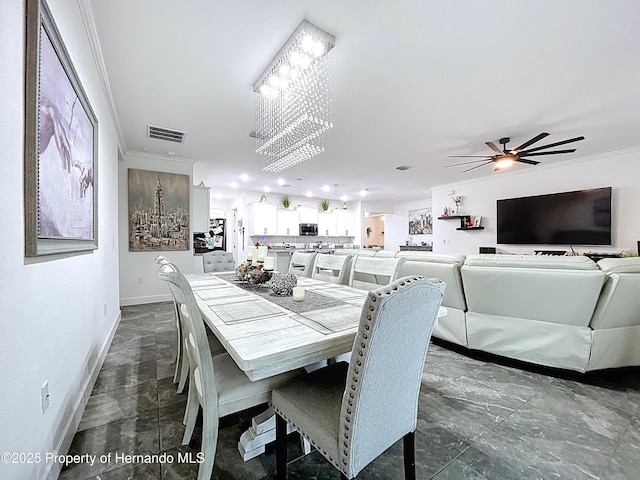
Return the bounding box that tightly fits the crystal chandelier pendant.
[253,20,335,172]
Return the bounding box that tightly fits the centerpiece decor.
[236,261,272,285]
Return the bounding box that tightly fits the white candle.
[292,287,305,301]
[263,256,275,270]
[251,247,259,263]
[257,245,268,262]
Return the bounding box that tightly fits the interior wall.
[118,152,195,305]
[0,1,120,479]
[387,198,434,249]
[431,149,640,255]
[363,216,384,247]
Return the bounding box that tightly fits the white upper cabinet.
[192,185,210,233]
[318,212,336,237]
[297,206,318,224]
[335,210,356,237]
[277,210,299,236]
[249,203,277,236]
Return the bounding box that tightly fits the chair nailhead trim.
[369,305,374,311]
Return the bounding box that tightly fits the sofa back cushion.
[396,252,467,311]
[461,254,605,327]
[590,257,640,329]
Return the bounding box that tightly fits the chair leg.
[275,414,288,480]
[403,431,416,480]
[176,347,189,393]
[182,381,200,444]
[198,405,219,480]
[340,474,348,480]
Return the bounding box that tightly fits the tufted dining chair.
[348,255,406,291]
[202,250,235,273]
[271,275,445,479]
[288,251,317,277]
[157,266,301,480]
[311,253,353,284]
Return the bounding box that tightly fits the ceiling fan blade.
[520,149,576,157]
[448,155,493,158]
[516,158,541,165]
[462,160,493,173]
[445,159,492,167]
[518,136,585,155]
[485,141,504,154]
[511,132,549,152]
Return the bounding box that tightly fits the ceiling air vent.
[147,125,186,143]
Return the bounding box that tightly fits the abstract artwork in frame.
[24,0,98,257]
[408,208,433,235]
[128,169,190,252]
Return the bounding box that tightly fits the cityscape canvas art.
[408,208,433,235]
[128,169,190,252]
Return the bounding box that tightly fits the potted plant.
[320,199,330,211]
[280,195,291,209]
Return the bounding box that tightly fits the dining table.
[184,271,447,460]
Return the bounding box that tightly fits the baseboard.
[120,293,172,306]
[42,309,122,480]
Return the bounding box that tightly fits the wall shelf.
[438,214,483,231]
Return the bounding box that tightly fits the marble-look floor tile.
[431,459,489,479]
[82,461,161,480]
[157,376,187,408]
[455,430,598,480]
[59,412,159,480]
[157,356,178,380]
[91,359,158,395]
[79,380,158,431]
[600,414,640,479]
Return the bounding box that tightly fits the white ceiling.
[89,0,640,205]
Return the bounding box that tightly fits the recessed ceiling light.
[306,191,313,197]
[360,189,368,197]
[230,181,238,188]
[240,173,249,181]
[277,178,286,186]
[264,186,271,192]
[322,185,330,192]
[341,195,348,202]
[167,151,175,156]
[395,165,411,171]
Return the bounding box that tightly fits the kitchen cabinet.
[249,203,277,236]
[335,210,356,236]
[192,185,211,233]
[297,206,318,224]
[277,210,299,236]
[318,212,336,237]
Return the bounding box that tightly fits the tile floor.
[59,302,640,479]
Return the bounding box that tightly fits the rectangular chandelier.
[253,20,335,172]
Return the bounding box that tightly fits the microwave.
[299,223,318,236]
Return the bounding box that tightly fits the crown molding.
[126,150,196,165]
[77,0,126,155]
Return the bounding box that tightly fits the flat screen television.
[496,187,612,245]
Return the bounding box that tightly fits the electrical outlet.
[137,276,143,284]
[41,381,50,414]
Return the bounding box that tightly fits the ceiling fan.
[446,133,585,173]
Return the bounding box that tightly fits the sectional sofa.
[345,249,640,372]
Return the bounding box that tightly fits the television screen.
[497,187,612,245]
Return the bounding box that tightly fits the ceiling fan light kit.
[447,133,585,173]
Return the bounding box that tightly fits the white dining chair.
[348,256,406,291]
[155,256,225,393]
[311,253,352,285]
[287,251,317,277]
[158,267,301,480]
[272,275,446,479]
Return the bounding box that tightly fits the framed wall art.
[408,208,433,235]
[128,169,190,252]
[24,0,98,257]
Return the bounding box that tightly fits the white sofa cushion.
[462,254,605,327]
